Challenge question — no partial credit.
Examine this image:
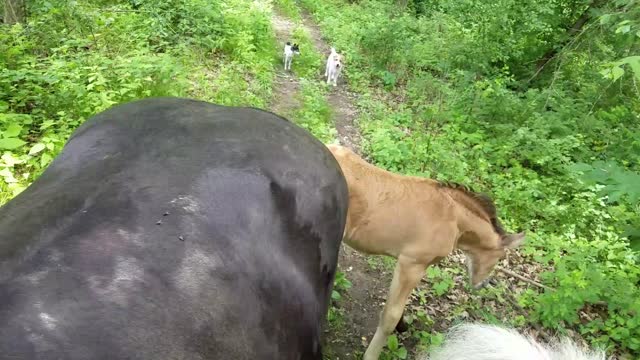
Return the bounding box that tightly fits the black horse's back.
[0,97,348,359]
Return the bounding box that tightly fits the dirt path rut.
[270,13,301,118]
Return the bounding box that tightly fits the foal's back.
[327,144,458,259]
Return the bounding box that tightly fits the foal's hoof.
[395,317,409,333]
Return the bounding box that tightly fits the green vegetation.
[3,0,640,358]
[0,0,276,202]
[270,2,337,142]
[289,26,336,142]
[332,269,354,302]
[293,79,336,143]
[299,0,640,357]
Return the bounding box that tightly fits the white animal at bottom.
[419,323,607,360]
[325,47,343,86]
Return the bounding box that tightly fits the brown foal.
[326,144,526,360]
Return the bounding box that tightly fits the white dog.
[283,42,300,71]
[420,323,606,360]
[325,47,343,86]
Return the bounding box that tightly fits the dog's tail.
[330,47,336,53]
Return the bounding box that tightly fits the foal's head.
[441,182,526,289]
[463,229,525,289]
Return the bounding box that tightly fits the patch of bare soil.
[300,11,364,153]
[300,11,330,54]
[270,12,302,118]
[271,72,301,118]
[326,248,393,359]
[327,90,363,154]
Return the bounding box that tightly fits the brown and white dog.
[325,47,343,86]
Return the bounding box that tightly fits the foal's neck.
[446,190,499,249]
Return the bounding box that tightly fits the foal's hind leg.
[363,255,432,360]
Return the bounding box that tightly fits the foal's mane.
[437,181,506,236]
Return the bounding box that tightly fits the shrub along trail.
[270,13,302,118]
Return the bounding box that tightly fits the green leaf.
[41,153,53,167]
[599,14,612,25]
[387,334,399,351]
[4,124,22,138]
[617,56,640,81]
[611,66,624,81]
[331,290,341,300]
[0,138,26,150]
[40,120,55,130]
[397,347,407,359]
[0,168,18,183]
[615,24,631,34]
[429,331,445,347]
[11,184,26,196]
[433,281,450,296]
[28,143,46,155]
[1,152,23,167]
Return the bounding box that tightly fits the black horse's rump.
[0,97,349,360]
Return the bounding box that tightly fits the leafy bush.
[0,0,277,203]
[300,0,640,357]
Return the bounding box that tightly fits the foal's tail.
[418,323,607,360]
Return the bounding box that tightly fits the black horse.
[0,97,349,359]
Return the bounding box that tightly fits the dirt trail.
[300,12,364,153]
[269,9,390,360]
[270,13,301,118]
[294,15,391,359]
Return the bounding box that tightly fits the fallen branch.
[496,267,553,291]
[497,267,608,306]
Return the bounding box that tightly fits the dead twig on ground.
[496,266,553,291]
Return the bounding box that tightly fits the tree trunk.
[4,0,25,25]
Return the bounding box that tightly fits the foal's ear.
[502,231,526,249]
